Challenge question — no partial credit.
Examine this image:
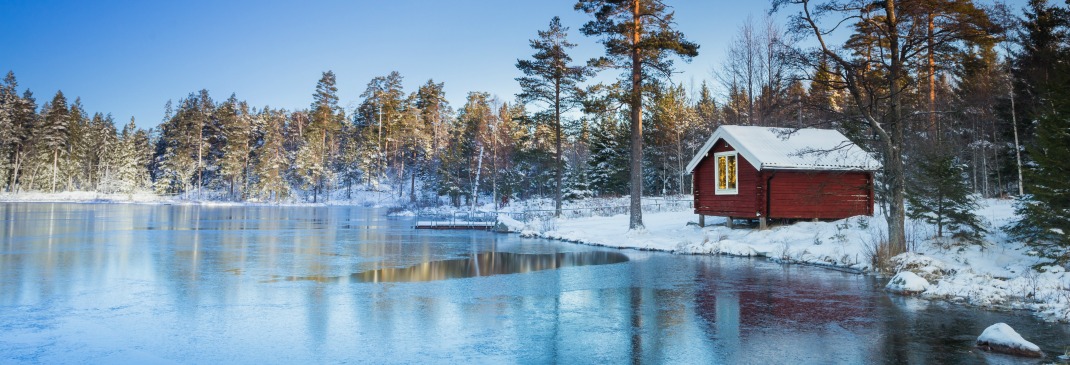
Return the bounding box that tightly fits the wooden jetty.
[415,211,497,230]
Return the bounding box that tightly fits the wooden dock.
[414,221,495,230]
[414,211,497,230]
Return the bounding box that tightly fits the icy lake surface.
[2,203,1068,364]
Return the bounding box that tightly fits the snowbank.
[0,186,405,207]
[885,271,930,294]
[511,198,1070,323]
[975,323,1043,358]
[0,191,164,203]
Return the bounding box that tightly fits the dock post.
[759,217,767,230]
[699,214,705,227]
[726,217,734,229]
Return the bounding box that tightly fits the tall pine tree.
[576,0,699,229]
[516,16,590,217]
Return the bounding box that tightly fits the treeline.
[0,0,1067,261]
[0,67,719,205]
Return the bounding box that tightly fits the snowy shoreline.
[498,199,1070,324]
[3,192,1068,323]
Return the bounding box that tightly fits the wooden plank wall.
[766,171,872,219]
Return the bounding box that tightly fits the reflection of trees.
[350,251,629,283]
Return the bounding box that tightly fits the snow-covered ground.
[0,190,166,203]
[0,188,402,207]
[500,198,1070,323]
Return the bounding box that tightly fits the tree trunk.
[928,11,937,139]
[554,77,563,217]
[885,0,908,255]
[1009,85,1024,196]
[51,149,58,193]
[10,149,21,193]
[628,0,644,230]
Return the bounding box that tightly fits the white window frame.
[714,151,738,195]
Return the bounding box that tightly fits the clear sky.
[0,0,1026,129]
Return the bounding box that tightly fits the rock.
[889,252,948,283]
[976,323,1044,358]
[885,271,930,295]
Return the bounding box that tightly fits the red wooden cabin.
[685,126,880,229]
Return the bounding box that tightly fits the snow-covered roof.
[685,125,881,173]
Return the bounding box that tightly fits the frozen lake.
[1,203,1067,364]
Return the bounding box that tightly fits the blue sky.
[0,1,1025,129]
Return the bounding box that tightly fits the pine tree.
[155,96,200,194]
[108,118,151,193]
[0,72,18,189]
[354,72,405,189]
[40,91,70,192]
[576,0,699,229]
[252,108,290,202]
[516,16,590,217]
[646,82,693,195]
[773,0,999,259]
[414,80,452,200]
[218,95,254,199]
[296,71,343,202]
[87,113,118,191]
[8,90,38,192]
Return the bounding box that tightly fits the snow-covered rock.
[975,323,1043,358]
[885,271,930,295]
[890,252,948,282]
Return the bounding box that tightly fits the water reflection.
[285,251,629,283]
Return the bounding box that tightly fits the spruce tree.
[587,115,629,196]
[1012,104,1070,262]
[1008,0,1070,265]
[907,154,987,244]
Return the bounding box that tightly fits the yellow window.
[715,152,738,195]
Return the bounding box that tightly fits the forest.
[0,0,1068,263]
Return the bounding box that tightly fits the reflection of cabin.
[685,126,880,229]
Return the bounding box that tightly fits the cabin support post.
[725,217,734,229]
[759,216,767,230]
[698,214,705,227]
